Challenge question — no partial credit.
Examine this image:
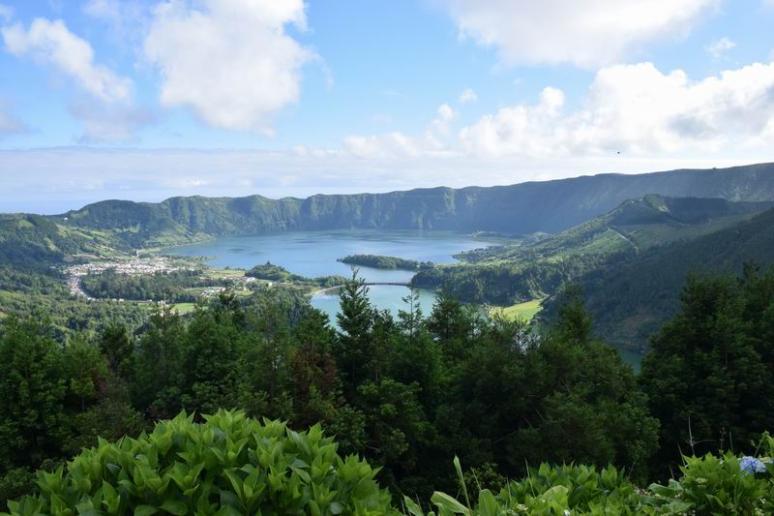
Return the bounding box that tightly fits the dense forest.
[3,267,774,513]
[80,269,222,302]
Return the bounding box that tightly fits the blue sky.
[1,0,774,213]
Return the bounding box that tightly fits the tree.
[427,288,474,361]
[334,270,375,396]
[0,317,67,472]
[641,271,774,475]
[130,308,186,419]
[553,285,593,345]
[181,307,241,415]
[97,323,133,379]
[235,290,294,420]
[398,288,423,342]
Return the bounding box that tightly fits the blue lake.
[164,230,498,319]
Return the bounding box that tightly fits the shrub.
[646,433,774,515]
[405,458,645,515]
[646,453,771,514]
[3,410,396,515]
[406,447,774,515]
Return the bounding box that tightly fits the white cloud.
[144,0,312,132]
[440,0,717,67]
[344,132,423,159]
[431,103,455,133]
[459,61,774,157]
[2,18,131,102]
[459,88,477,104]
[460,87,566,156]
[706,37,735,58]
[345,103,458,159]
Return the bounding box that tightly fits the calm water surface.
[165,230,497,318]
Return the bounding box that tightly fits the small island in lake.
[338,254,434,271]
[246,261,346,288]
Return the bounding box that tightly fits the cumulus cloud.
[144,0,312,132]
[706,37,735,58]
[344,103,458,159]
[0,16,155,141]
[459,88,477,104]
[2,18,131,101]
[430,103,456,135]
[440,0,717,67]
[459,61,774,157]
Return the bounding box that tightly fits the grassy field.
[171,302,197,315]
[490,298,543,322]
[203,268,247,280]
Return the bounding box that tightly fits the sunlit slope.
[412,195,770,305]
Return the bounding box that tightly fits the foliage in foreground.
[4,266,774,511]
[6,411,774,516]
[410,436,774,515]
[4,410,395,516]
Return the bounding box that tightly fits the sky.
[1,0,774,213]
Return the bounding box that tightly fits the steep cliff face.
[55,162,774,244]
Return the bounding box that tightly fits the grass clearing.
[171,302,196,315]
[490,298,543,322]
[204,268,247,280]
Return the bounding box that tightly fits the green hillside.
[461,194,770,264]
[411,195,770,305]
[0,214,116,267]
[546,206,774,351]
[53,162,774,247]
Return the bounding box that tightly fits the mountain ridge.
[50,162,774,247]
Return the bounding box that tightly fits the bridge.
[314,281,411,294]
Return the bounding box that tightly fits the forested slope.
[547,206,774,351]
[411,195,770,306]
[55,162,774,246]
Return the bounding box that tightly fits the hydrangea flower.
[739,456,767,474]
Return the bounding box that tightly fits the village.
[61,257,257,303]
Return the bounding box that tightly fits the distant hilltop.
[47,162,774,248]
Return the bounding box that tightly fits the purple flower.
[739,456,767,474]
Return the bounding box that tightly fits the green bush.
[7,411,774,515]
[3,410,396,515]
[405,458,645,515]
[406,446,774,515]
[646,454,771,514]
